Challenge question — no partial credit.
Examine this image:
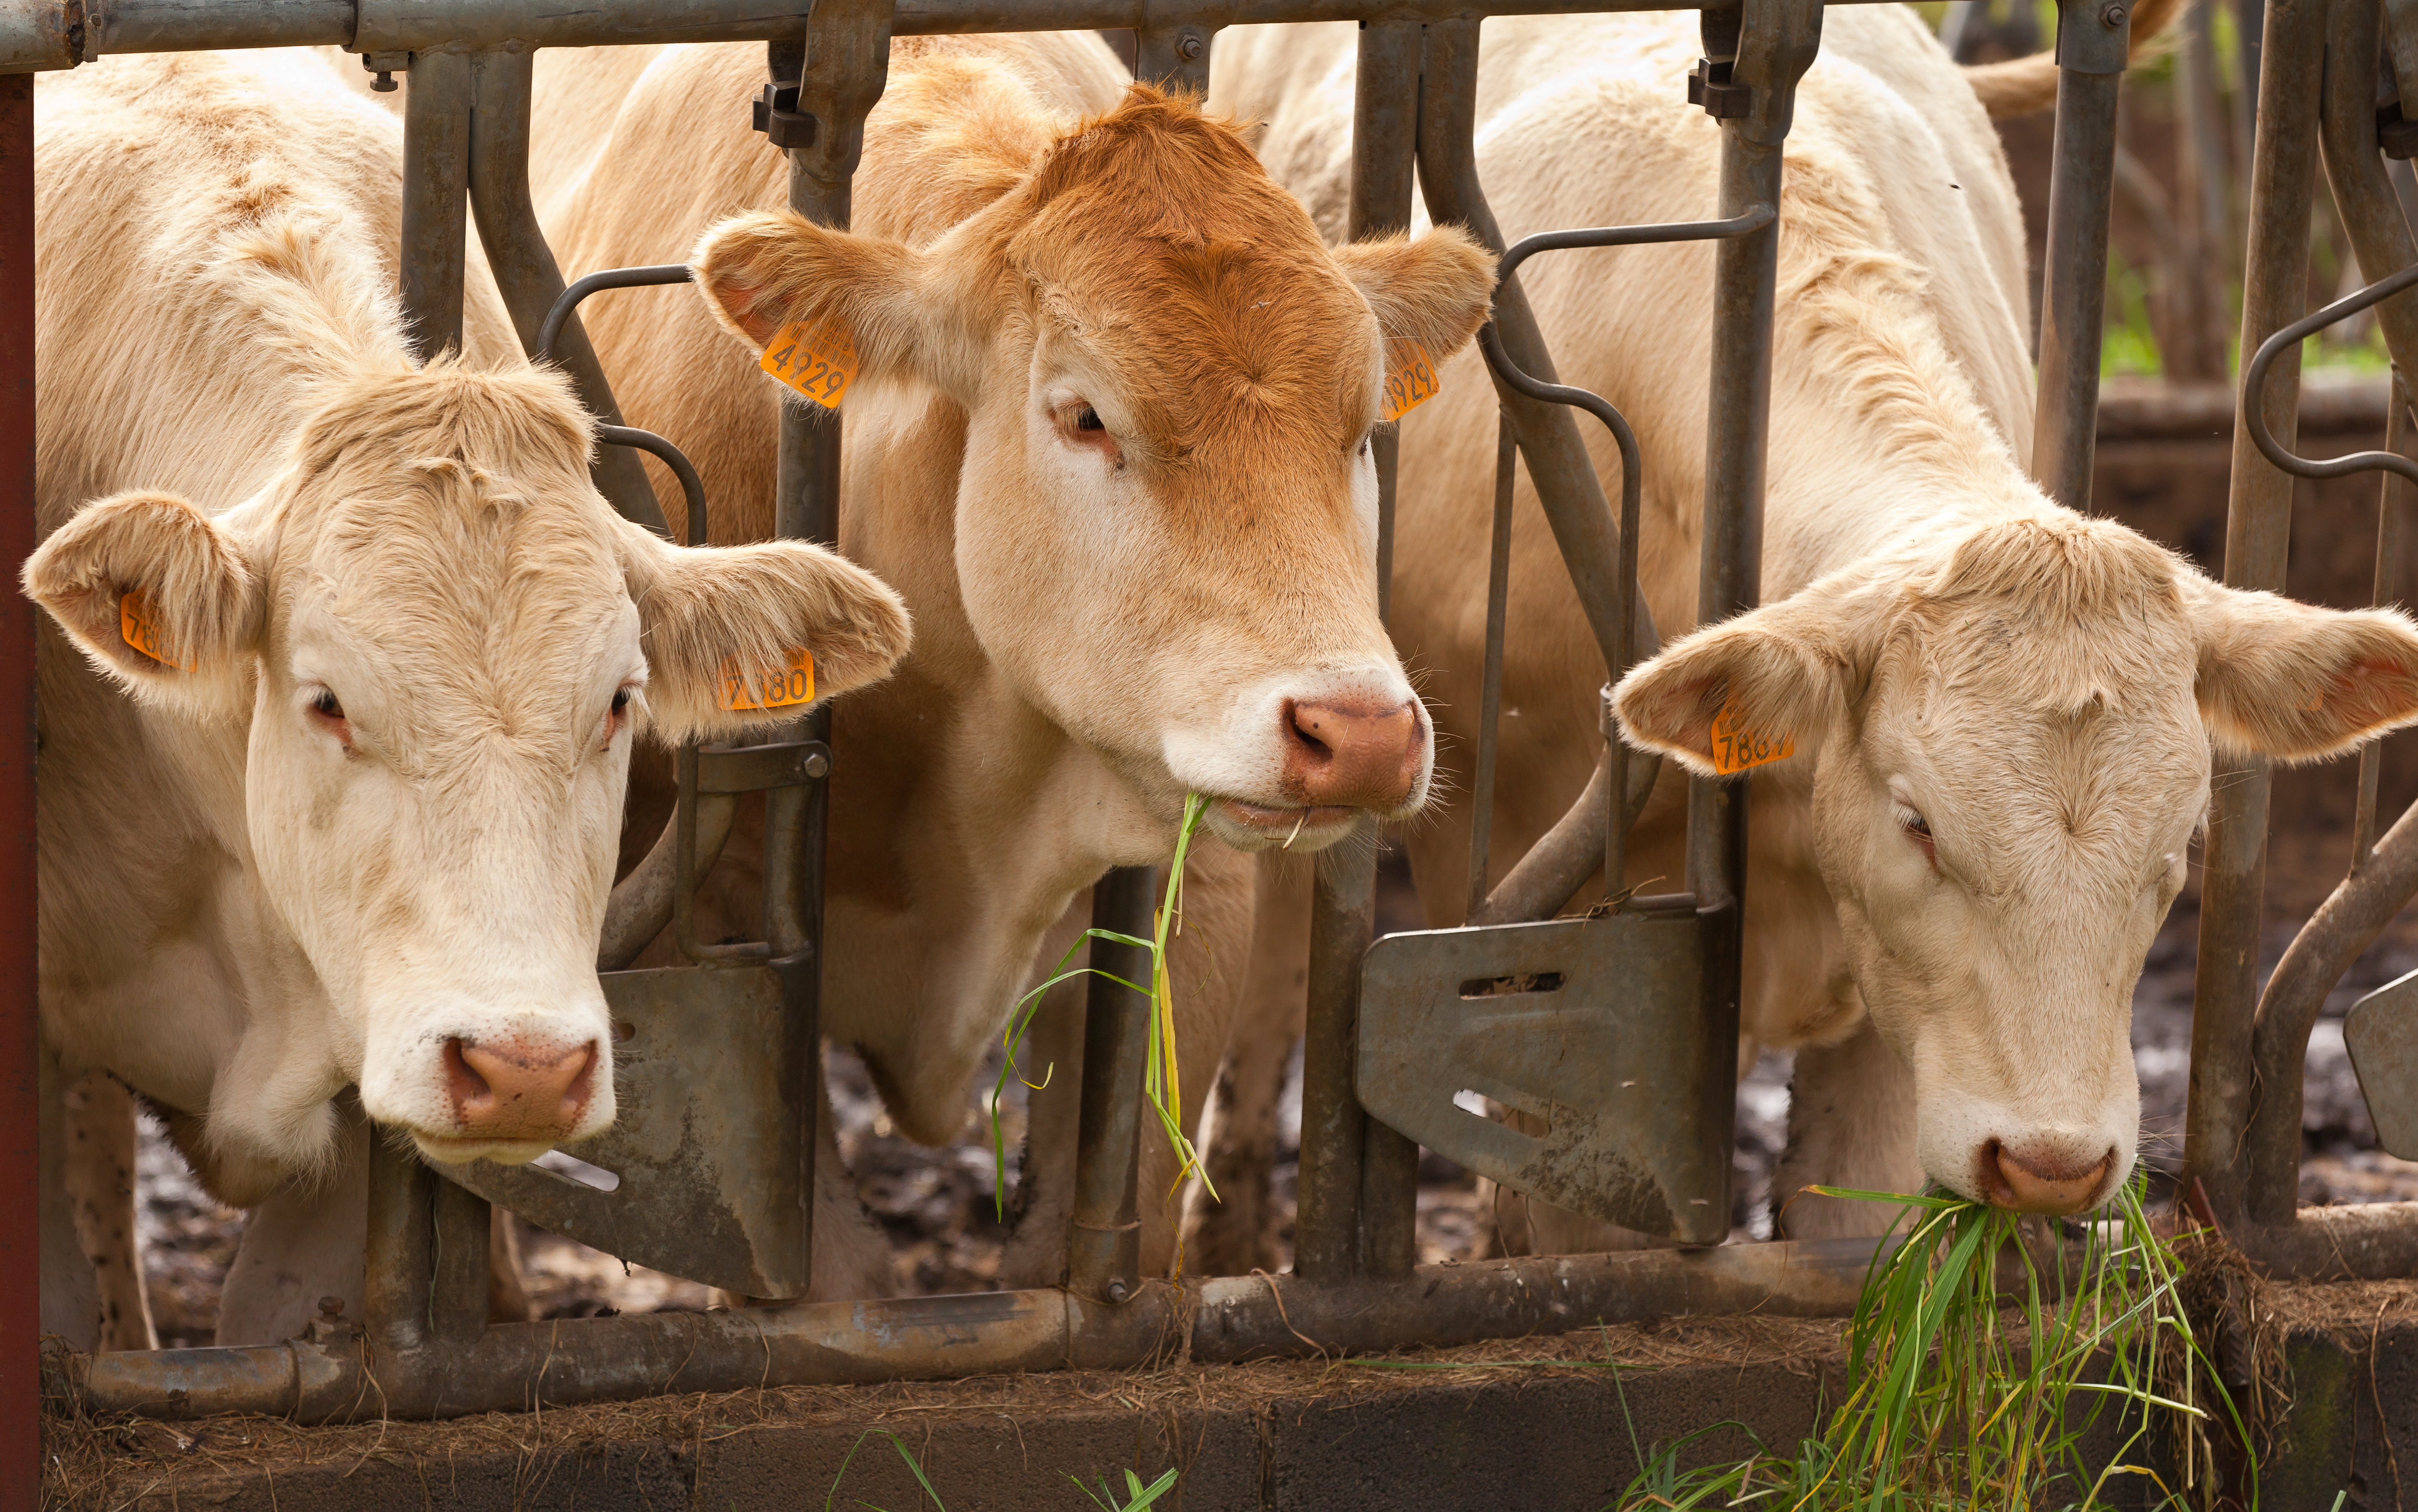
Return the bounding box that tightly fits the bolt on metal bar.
[465,48,671,538]
[1134,20,1215,92]
[2187,0,2326,1232]
[2027,0,2132,509]
[0,69,33,1511]
[1067,867,1157,1303]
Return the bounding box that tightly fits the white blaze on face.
[1617,511,2418,1215]
[23,365,914,1175]
[684,91,1495,856]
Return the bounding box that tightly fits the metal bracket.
[359,49,407,92]
[1688,58,1751,119]
[1359,907,1730,1243]
[2348,968,2418,1160]
[753,80,816,149]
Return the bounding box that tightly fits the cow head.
[1617,511,2418,1214]
[26,361,910,1170]
[689,87,1493,854]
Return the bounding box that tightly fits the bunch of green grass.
[1614,1177,2257,1510]
[823,1429,1179,1511]
[988,793,1216,1218]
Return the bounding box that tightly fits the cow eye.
[310,690,343,720]
[610,687,632,715]
[1901,810,1931,838]
[1074,406,1104,432]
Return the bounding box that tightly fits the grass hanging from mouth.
[1612,1176,2259,1510]
[989,793,1217,1221]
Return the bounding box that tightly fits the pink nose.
[443,1036,598,1142]
[1982,1139,2115,1216]
[1280,697,1422,810]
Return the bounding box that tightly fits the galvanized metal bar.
[0,70,33,1508]
[400,49,472,361]
[1067,867,1157,1303]
[1467,417,1517,923]
[1343,14,1426,1284]
[2027,0,2131,509]
[464,49,671,538]
[2321,0,2418,382]
[2187,0,2325,1232]
[2354,374,2414,868]
[1682,0,1818,1226]
[0,0,1917,70]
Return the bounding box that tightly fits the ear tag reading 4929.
[759,318,858,409]
[119,590,193,671]
[1709,693,1792,774]
[1381,339,1440,422]
[717,649,816,712]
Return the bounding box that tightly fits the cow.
[523,32,1495,1287]
[28,49,912,1349]
[1205,4,2418,1261]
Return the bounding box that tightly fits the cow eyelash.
[610,687,633,716]
[309,689,343,720]
[1074,406,1104,432]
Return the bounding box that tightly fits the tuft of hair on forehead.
[1001,85,1374,463]
[1922,513,2185,628]
[288,354,596,492]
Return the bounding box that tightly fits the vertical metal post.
[399,50,472,361]
[1067,868,1156,1302]
[2352,373,2413,872]
[1350,16,1424,1283]
[2186,0,2325,1231]
[0,71,34,1506]
[1685,0,1819,1234]
[1467,419,1517,925]
[464,48,670,538]
[2028,0,2132,509]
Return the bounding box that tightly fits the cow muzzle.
[437,1034,600,1146]
[1279,696,1423,811]
[1979,1136,2117,1216]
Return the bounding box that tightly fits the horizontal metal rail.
[1,0,1908,72]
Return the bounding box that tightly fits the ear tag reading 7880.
[119,590,194,671]
[718,649,816,712]
[1709,693,1792,774]
[1382,339,1440,422]
[760,318,858,409]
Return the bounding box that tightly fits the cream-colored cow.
[30,50,909,1348]
[1210,6,2418,1256]
[526,33,1492,1283]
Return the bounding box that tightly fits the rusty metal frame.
[9,0,2418,1468]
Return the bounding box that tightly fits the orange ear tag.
[1709,694,1793,774]
[119,590,194,671]
[1381,339,1440,422]
[759,318,858,409]
[716,649,816,712]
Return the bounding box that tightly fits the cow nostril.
[1284,699,1335,761]
[443,1037,492,1112]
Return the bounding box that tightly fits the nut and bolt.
[803,750,831,780]
[317,1295,346,1320]
[1176,34,1204,60]
[2101,4,2127,25]
[1106,1280,1130,1302]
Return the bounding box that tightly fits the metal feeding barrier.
[3,0,2418,1494]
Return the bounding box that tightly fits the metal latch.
[753,81,817,149]
[1688,58,1751,119]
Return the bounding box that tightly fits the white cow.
[30,50,910,1347]
[524,33,1496,1286]
[1210,5,2418,1255]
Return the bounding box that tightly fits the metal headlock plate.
[1357,905,1733,1245]
[2348,968,2418,1161]
[439,957,815,1297]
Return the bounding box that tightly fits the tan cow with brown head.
[1211,9,2418,1252]
[30,50,908,1347]
[528,33,1492,1283]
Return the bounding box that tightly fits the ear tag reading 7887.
[1709,693,1793,774]
[1382,339,1440,422]
[119,590,194,671]
[760,318,858,409]
[717,649,816,712]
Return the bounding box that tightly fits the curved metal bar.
[597,423,708,548]
[1495,202,1776,287]
[2243,258,2418,486]
[536,263,694,367]
[598,792,739,971]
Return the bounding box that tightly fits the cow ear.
[617,521,912,744]
[1614,591,1864,779]
[690,210,978,402]
[1331,226,1496,364]
[2185,577,2418,761]
[22,491,263,714]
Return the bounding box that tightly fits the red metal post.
[0,70,37,1505]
